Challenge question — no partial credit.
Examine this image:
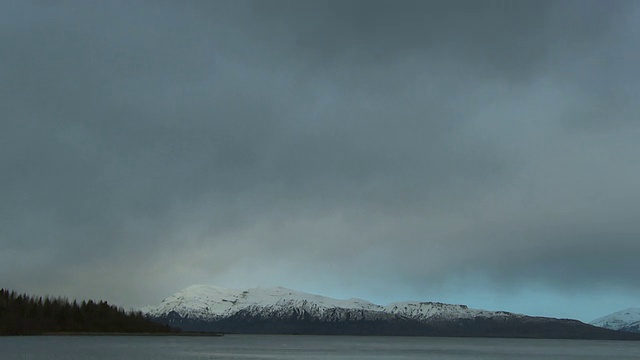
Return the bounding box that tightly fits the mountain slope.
[142,285,639,339]
[142,285,492,323]
[620,321,640,333]
[591,308,640,333]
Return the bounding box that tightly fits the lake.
[2,335,640,359]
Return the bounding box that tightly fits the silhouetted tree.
[0,288,173,335]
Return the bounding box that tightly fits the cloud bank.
[1,1,639,320]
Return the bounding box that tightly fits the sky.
[1,0,639,323]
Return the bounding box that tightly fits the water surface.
[2,335,639,359]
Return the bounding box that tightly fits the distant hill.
[591,308,640,333]
[0,288,172,335]
[143,285,639,340]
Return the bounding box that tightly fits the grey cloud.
[1,0,639,319]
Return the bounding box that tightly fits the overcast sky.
[1,0,639,322]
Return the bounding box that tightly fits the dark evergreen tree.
[0,288,174,335]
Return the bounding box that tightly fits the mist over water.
[2,335,640,359]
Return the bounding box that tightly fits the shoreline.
[36,332,224,337]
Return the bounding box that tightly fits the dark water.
[2,335,640,359]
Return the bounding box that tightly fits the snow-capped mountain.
[141,285,517,323]
[142,285,393,322]
[591,308,640,333]
[384,301,515,322]
[141,285,639,339]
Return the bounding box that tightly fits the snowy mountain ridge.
[140,285,640,339]
[590,308,640,332]
[141,284,518,323]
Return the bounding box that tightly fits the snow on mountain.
[591,308,640,332]
[141,285,517,323]
[140,285,244,321]
[384,301,518,321]
[620,321,640,333]
[142,285,391,322]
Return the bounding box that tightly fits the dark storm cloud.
[1,0,639,316]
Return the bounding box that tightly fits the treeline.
[0,288,173,335]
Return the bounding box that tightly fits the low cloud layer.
[1,1,639,321]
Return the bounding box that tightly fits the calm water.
[2,335,640,359]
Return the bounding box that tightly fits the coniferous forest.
[0,288,173,335]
